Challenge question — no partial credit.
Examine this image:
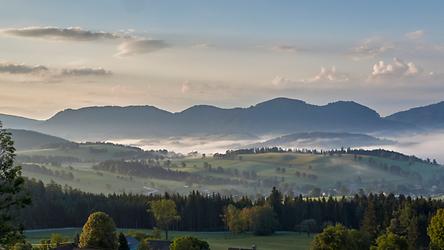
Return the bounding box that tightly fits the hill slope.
[0,114,41,130]
[386,101,444,129]
[8,129,72,150]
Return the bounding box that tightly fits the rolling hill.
[0,114,42,130]
[8,129,72,150]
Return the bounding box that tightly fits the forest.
[20,178,444,249]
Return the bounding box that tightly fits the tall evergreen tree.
[267,186,283,227]
[407,215,419,250]
[361,198,378,240]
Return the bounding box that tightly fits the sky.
[0,0,444,119]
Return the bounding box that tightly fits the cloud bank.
[0,62,48,74]
[0,61,112,82]
[61,67,112,76]
[351,38,393,60]
[304,66,349,83]
[1,26,169,57]
[2,26,119,41]
[405,30,425,40]
[371,58,421,80]
[115,39,169,57]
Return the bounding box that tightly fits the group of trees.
[92,160,239,185]
[224,204,277,236]
[20,164,75,181]
[311,207,444,250]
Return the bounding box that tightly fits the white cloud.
[181,81,191,93]
[304,66,349,83]
[192,43,213,49]
[0,60,112,81]
[1,26,119,41]
[271,66,349,87]
[351,38,393,60]
[272,45,297,53]
[405,30,425,40]
[115,39,169,57]
[1,26,169,57]
[0,62,48,74]
[371,58,422,80]
[61,67,112,76]
[271,76,294,86]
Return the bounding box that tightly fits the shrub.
[170,236,210,250]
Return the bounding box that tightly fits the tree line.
[215,147,439,165]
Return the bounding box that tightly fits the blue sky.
[0,0,443,118]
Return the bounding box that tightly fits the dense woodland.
[21,178,444,248]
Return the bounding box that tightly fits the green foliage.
[170,236,210,250]
[387,203,420,250]
[373,232,408,250]
[118,232,130,250]
[311,224,370,250]
[298,219,318,236]
[79,211,118,250]
[149,199,180,240]
[49,233,69,248]
[428,208,444,250]
[152,227,162,239]
[73,233,80,247]
[224,204,247,234]
[267,187,283,223]
[0,123,30,247]
[11,242,32,250]
[247,206,277,236]
[361,199,378,240]
[137,239,150,250]
[224,204,277,236]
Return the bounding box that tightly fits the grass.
[24,228,313,250]
[18,146,443,195]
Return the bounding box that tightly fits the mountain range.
[1,97,443,141]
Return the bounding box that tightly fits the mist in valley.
[109,131,444,163]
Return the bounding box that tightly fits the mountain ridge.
[0,97,438,141]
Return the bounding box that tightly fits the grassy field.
[24,228,313,250]
[17,143,443,195]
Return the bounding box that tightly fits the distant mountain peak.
[255,97,307,107]
[387,100,444,128]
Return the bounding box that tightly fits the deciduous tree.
[0,123,30,247]
[428,208,444,249]
[79,211,118,250]
[149,199,180,240]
